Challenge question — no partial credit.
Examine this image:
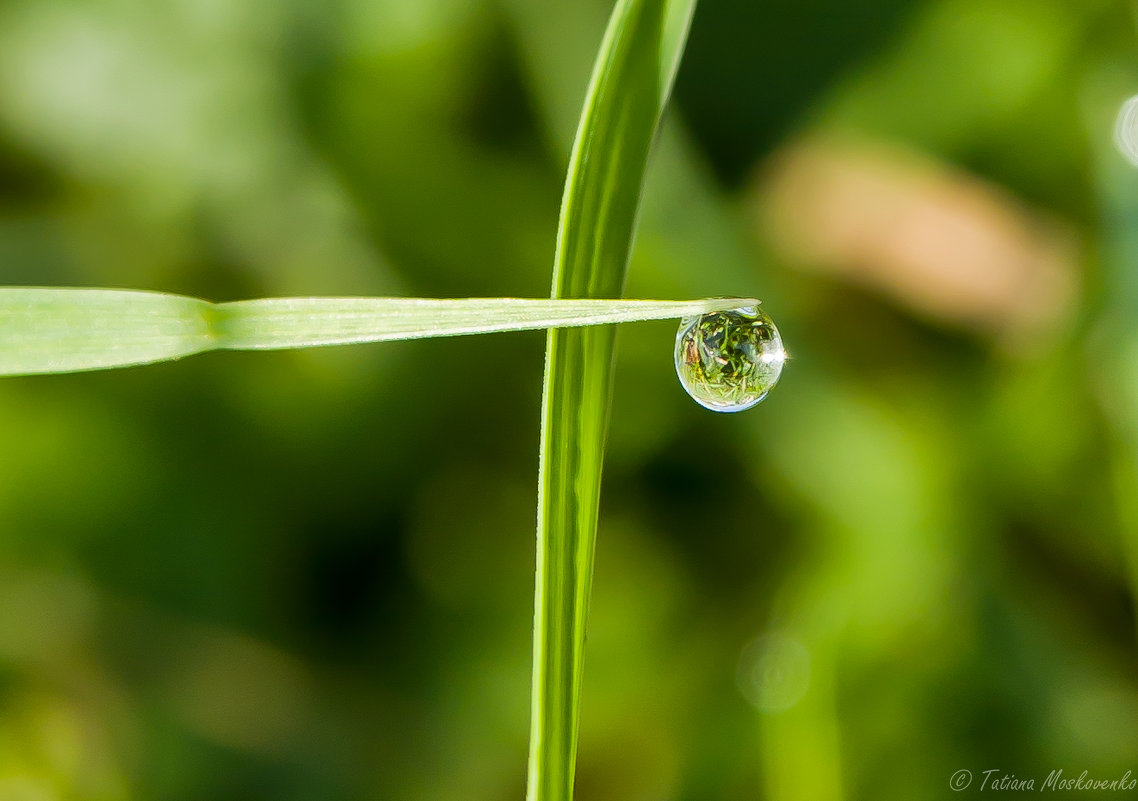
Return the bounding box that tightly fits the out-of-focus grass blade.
[528,1,697,800]
[1088,73,1138,626]
[0,288,745,376]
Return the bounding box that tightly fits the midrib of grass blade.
[528,2,696,801]
[0,289,744,376]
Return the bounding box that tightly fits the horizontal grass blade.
[0,289,214,376]
[213,296,751,348]
[529,1,697,800]
[0,288,749,376]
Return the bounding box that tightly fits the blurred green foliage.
[0,0,1137,800]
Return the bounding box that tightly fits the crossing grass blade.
[528,1,698,800]
[0,289,747,376]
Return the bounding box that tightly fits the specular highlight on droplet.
[674,303,785,412]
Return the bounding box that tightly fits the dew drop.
[674,304,785,412]
[1117,95,1138,167]
[736,632,811,712]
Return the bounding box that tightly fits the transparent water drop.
[1117,95,1138,167]
[736,632,811,712]
[674,304,785,412]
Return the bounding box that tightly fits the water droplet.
[736,632,811,712]
[1117,95,1138,167]
[674,304,785,412]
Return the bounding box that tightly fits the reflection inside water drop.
[674,304,785,412]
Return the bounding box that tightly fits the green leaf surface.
[528,1,697,800]
[0,288,747,376]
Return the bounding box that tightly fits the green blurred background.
[2,0,1138,799]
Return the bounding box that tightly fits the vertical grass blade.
[1089,76,1138,630]
[527,1,697,800]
